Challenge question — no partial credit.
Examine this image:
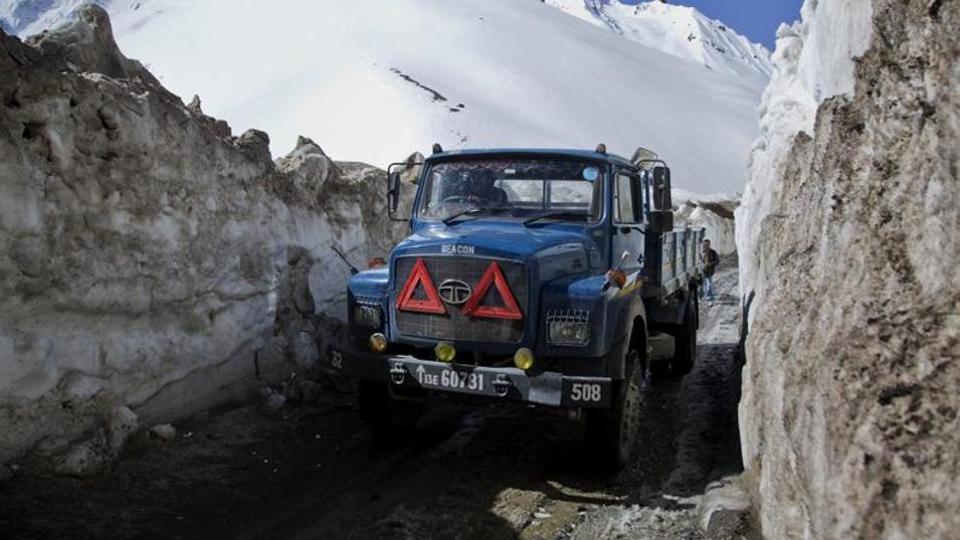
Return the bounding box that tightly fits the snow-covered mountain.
[543,0,773,80]
[0,0,89,35]
[0,0,767,195]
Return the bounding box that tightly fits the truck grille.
[394,256,528,343]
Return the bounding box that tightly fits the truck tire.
[358,380,424,440]
[585,350,644,471]
[649,358,670,380]
[671,300,697,375]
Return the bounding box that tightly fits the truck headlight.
[546,310,591,346]
[352,302,382,328]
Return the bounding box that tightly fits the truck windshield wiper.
[523,211,588,226]
[442,207,509,225]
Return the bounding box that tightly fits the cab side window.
[614,173,640,223]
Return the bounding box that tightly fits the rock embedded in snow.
[291,332,320,370]
[264,393,287,412]
[400,151,425,184]
[55,433,110,477]
[187,94,203,114]
[736,0,960,537]
[236,128,273,163]
[0,6,408,467]
[275,136,334,195]
[150,424,177,441]
[60,373,108,401]
[697,476,751,535]
[108,406,139,453]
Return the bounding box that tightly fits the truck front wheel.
[585,350,644,471]
[358,380,424,440]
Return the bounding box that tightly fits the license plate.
[412,364,486,393]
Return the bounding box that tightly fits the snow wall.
[0,6,411,472]
[735,0,960,537]
[674,197,738,257]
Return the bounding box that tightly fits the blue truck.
[329,145,704,468]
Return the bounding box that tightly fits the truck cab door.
[611,170,644,273]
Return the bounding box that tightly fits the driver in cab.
[441,169,508,208]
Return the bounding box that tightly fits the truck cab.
[330,145,704,468]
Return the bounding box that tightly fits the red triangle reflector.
[463,262,523,320]
[396,258,446,314]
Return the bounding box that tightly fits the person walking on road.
[701,239,719,305]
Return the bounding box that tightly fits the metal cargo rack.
[643,227,705,298]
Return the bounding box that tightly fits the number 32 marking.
[330,350,343,369]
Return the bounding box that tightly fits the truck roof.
[424,148,637,169]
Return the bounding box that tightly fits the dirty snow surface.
[0,0,765,195]
[0,262,747,539]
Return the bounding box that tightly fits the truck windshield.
[417,159,603,223]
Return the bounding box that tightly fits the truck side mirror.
[387,163,403,220]
[647,210,674,233]
[652,166,672,210]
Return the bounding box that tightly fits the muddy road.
[0,262,746,539]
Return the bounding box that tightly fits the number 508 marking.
[570,383,602,402]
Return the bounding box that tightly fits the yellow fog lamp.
[369,333,388,353]
[513,347,535,371]
[435,341,457,363]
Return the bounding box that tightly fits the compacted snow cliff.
[736,0,959,537]
[674,198,740,256]
[673,195,738,257]
[0,7,409,471]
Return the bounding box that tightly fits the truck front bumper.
[328,346,612,409]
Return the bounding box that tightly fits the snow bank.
[736,0,873,299]
[736,0,960,537]
[0,7,408,470]
[673,196,738,256]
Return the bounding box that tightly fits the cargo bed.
[643,227,705,298]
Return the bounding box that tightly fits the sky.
[620,0,803,50]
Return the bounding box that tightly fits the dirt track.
[0,261,746,540]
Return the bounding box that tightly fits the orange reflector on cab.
[396,258,446,314]
[463,262,523,320]
[607,269,627,288]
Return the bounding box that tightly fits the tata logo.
[437,279,473,305]
[441,244,475,255]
